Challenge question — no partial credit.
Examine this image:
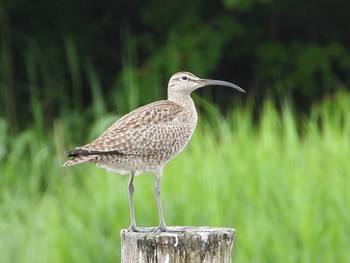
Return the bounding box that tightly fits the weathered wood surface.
[121,226,236,263]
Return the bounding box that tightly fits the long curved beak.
[197,79,245,93]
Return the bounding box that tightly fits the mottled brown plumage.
[64,100,194,173]
[63,71,244,232]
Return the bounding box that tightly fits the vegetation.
[1,1,349,262]
[1,90,349,262]
[1,0,350,131]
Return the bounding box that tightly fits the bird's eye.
[181,76,188,80]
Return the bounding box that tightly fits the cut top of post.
[121,226,236,263]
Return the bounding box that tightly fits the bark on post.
[121,226,236,263]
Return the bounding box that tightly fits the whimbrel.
[63,71,245,232]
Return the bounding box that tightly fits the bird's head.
[167,71,245,98]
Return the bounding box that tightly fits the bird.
[63,71,245,232]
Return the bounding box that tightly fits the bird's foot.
[126,225,155,232]
[126,225,187,233]
[153,225,186,233]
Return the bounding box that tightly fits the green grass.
[0,91,349,262]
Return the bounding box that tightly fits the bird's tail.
[63,147,119,167]
[63,155,95,167]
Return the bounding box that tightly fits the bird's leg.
[153,171,186,233]
[126,172,158,232]
[154,170,170,232]
[127,172,144,232]
[127,172,137,230]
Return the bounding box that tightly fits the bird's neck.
[168,92,196,110]
[168,92,198,122]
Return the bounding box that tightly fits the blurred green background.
[0,0,349,262]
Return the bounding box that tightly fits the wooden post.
[121,226,236,263]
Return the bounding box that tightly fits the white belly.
[95,156,164,176]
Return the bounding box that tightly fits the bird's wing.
[65,100,193,157]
